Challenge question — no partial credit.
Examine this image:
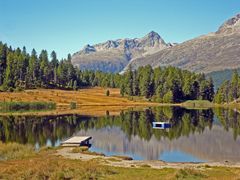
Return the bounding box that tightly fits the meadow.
[0,87,160,116]
[0,142,240,179]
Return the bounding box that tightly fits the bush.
[8,87,14,92]
[15,87,24,92]
[106,90,110,96]
[70,102,77,109]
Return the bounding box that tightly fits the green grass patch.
[182,100,213,109]
[0,101,56,112]
[139,164,151,168]
[70,102,77,109]
[107,158,122,162]
[175,168,208,179]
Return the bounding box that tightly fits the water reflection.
[0,107,240,162]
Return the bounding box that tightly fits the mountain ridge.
[72,13,240,75]
[71,31,173,72]
[123,13,240,74]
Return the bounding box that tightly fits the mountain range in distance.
[71,13,240,86]
[71,31,174,73]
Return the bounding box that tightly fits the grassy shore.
[181,100,214,109]
[0,88,240,116]
[0,87,158,107]
[0,142,240,179]
[0,87,160,116]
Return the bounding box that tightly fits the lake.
[1,106,240,163]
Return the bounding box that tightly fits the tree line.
[214,70,240,103]
[0,42,215,103]
[0,42,121,91]
[121,65,215,103]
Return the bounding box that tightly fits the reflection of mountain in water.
[77,124,240,162]
[0,107,240,162]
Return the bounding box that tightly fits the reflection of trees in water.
[214,108,240,140]
[0,107,239,146]
[0,115,93,146]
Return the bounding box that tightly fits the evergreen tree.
[163,91,173,103]
[120,84,125,97]
[125,65,134,96]
[4,52,15,88]
[231,70,239,100]
[0,43,7,85]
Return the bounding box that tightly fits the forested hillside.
[0,42,214,103]
[121,65,214,103]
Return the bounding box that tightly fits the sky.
[0,0,240,59]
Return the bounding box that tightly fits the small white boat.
[152,122,171,129]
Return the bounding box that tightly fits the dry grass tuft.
[0,141,35,161]
[71,146,89,153]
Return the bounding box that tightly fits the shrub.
[8,87,14,92]
[70,102,77,109]
[106,90,110,96]
[15,87,24,92]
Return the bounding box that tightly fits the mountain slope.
[71,31,171,72]
[124,13,240,74]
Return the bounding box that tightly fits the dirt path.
[57,147,240,169]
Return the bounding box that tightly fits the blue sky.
[0,0,239,59]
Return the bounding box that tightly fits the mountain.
[72,13,240,81]
[71,31,172,72]
[123,13,240,74]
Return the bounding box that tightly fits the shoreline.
[57,147,240,169]
[0,88,239,116]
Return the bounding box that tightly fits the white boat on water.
[152,122,171,129]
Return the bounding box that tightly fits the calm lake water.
[1,107,240,163]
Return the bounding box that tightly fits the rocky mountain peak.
[77,31,168,55]
[72,31,170,72]
[82,44,96,54]
[140,31,166,47]
[216,13,240,34]
[145,31,161,39]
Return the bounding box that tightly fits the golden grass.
[71,146,89,153]
[0,87,160,116]
[0,87,155,106]
[1,142,240,179]
[0,142,35,161]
